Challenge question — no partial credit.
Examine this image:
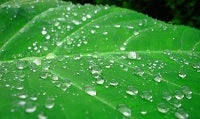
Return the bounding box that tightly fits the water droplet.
[96,77,104,85]
[133,31,140,36]
[154,74,162,82]
[157,103,169,113]
[82,16,87,21]
[175,109,189,119]
[41,27,47,35]
[140,110,147,115]
[109,79,118,86]
[45,97,55,109]
[178,71,186,79]
[84,85,96,96]
[33,58,41,66]
[16,60,28,70]
[40,71,48,79]
[141,90,153,102]
[162,92,172,101]
[45,34,50,40]
[25,101,37,113]
[60,79,71,91]
[126,86,138,96]
[52,74,59,81]
[171,99,182,108]
[114,24,120,28]
[120,45,126,51]
[174,90,184,100]
[127,51,137,59]
[117,104,131,117]
[38,113,47,119]
[181,86,192,99]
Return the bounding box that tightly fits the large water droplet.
[117,104,131,117]
[126,86,138,96]
[162,92,172,101]
[175,109,189,119]
[174,90,184,100]
[84,85,96,96]
[157,103,169,114]
[33,58,41,66]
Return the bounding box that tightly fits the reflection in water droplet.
[126,86,138,96]
[175,109,189,119]
[157,103,169,113]
[45,97,55,109]
[120,45,126,51]
[140,109,147,115]
[133,31,139,36]
[117,104,131,117]
[84,85,96,96]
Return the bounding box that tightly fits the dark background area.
[62,0,200,29]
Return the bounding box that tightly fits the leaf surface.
[0,0,200,119]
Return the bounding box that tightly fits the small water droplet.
[175,109,189,119]
[33,58,41,66]
[38,113,47,119]
[16,60,28,70]
[157,103,169,113]
[178,71,186,79]
[174,90,184,100]
[171,99,182,108]
[162,92,172,101]
[96,77,104,85]
[141,90,153,102]
[25,101,37,113]
[109,79,118,86]
[117,104,131,117]
[45,34,50,40]
[154,74,162,82]
[126,86,138,96]
[45,97,55,109]
[84,85,96,96]
[133,31,140,36]
[41,27,47,35]
[127,51,137,59]
[120,45,126,51]
[140,110,147,115]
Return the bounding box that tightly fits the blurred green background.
[62,0,200,29]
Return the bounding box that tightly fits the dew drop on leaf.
[109,79,118,86]
[141,90,153,102]
[162,92,172,101]
[178,71,187,79]
[96,77,104,85]
[16,60,28,70]
[33,58,41,66]
[175,109,189,119]
[171,99,182,108]
[25,101,37,113]
[174,90,184,100]
[45,34,51,40]
[117,104,131,117]
[126,86,138,96]
[157,103,169,114]
[133,31,139,36]
[45,97,55,109]
[127,51,137,59]
[84,85,96,96]
[154,73,162,82]
[38,113,47,119]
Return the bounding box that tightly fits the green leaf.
[0,0,200,119]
